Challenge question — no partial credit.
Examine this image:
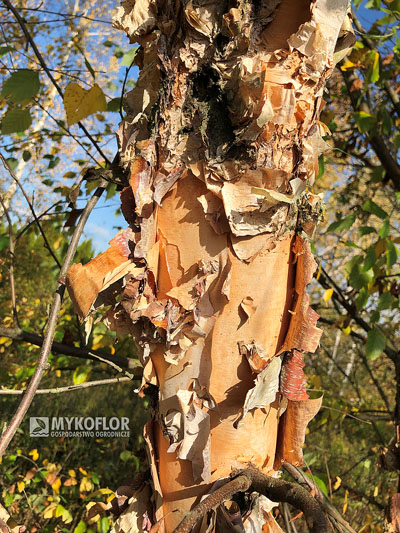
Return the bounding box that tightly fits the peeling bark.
[66,0,354,530]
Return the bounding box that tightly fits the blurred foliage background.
[0,0,399,531]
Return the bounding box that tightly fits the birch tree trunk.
[66,0,355,530]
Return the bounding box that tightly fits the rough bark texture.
[66,0,354,530]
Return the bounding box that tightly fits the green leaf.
[97,517,110,533]
[365,328,386,360]
[1,108,32,134]
[56,505,66,518]
[0,46,14,57]
[305,473,329,498]
[72,366,90,385]
[107,97,121,112]
[102,40,114,47]
[356,287,369,310]
[370,166,385,183]
[120,47,138,67]
[6,157,18,170]
[362,199,388,220]
[386,240,398,268]
[317,155,324,180]
[1,69,40,102]
[120,450,131,463]
[327,215,355,233]
[74,522,87,533]
[354,111,376,134]
[48,156,60,169]
[75,45,96,80]
[359,226,376,237]
[349,262,374,290]
[378,220,390,239]
[380,109,392,135]
[377,291,392,311]
[368,50,380,83]
[22,149,31,162]
[363,247,376,271]
[0,235,10,252]
[370,310,380,323]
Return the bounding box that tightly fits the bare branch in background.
[0,195,19,327]
[0,376,134,395]
[0,152,62,268]
[0,325,140,376]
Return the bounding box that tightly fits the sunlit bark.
[67,0,354,530]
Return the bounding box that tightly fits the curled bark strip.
[173,466,328,533]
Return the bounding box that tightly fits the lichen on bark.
[66,0,355,530]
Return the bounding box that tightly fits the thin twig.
[0,153,61,268]
[0,196,19,326]
[356,346,392,415]
[0,178,108,457]
[0,376,132,395]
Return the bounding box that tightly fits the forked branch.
[173,466,328,533]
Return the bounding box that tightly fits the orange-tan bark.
[66,0,355,530]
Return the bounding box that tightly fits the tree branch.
[173,466,328,533]
[282,463,357,533]
[0,376,133,395]
[0,195,19,327]
[0,325,140,375]
[340,66,400,191]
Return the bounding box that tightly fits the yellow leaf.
[68,469,76,478]
[340,60,356,71]
[43,503,57,519]
[53,236,62,250]
[316,262,322,281]
[373,485,379,497]
[322,288,334,305]
[56,369,61,378]
[343,489,349,514]
[64,83,107,126]
[47,462,58,473]
[79,467,88,475]
[17,481,25,492]
[29,448,39,461]
[333,476,341,491]
[80,476,94,492]
[310,375,322,389]
[51,477,61,493]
